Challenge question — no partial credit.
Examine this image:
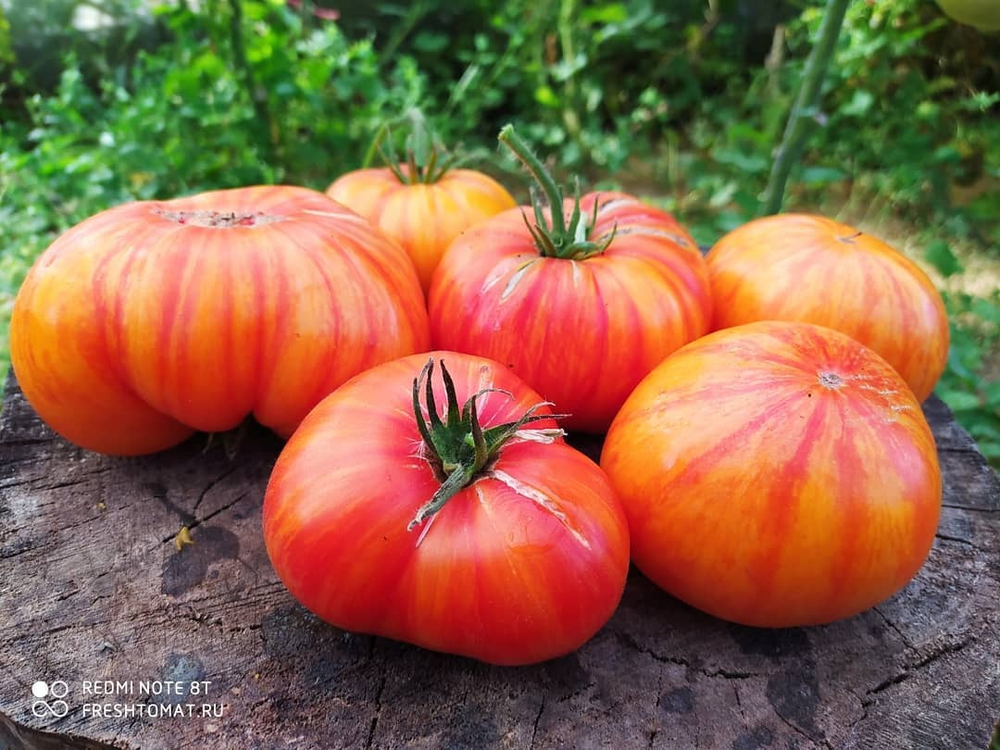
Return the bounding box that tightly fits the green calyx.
[498,124,616,261]
[408,358,563,531]
[365,108,458,185]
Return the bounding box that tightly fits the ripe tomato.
[427,126,712,433]
[10,185,430,455]
[327,164,515,293]
[706,213,948,401]
[601,321,942,628]
[263,352,630,665]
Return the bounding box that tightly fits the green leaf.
[940,391,982,413]
[979,443,1000,462]
[412,32,448,53]
[841,89,873,117]
[579,3,628,24]
[924,240,963,278]
[970,297,1000,327]
[534,85,560,109]
[983,380,1000,405]
[711,147,769,174]
[800,166,847,185]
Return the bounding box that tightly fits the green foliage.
[0,7,13,65]
[926,246,1000,464]
[938,292,1000,464]
[0,0,997,463]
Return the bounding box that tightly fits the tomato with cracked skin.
[263,352,630,665]
[706,213,948,401]
[427,126,712,433]
[601,321,942,628]
[10,185,430,455]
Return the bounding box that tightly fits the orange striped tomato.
[428,191,712,433]
[327,165,515,292]
[707,213,949,401]
[10,185,430,455]
[263,352,629,665]
[601,321,942,627]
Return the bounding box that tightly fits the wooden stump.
[1,371,998,750]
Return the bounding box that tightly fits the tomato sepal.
[409,358,564,529]
[499,124,616,261]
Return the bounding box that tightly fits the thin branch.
[761,0,850,215]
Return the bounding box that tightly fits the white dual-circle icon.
[31,680,69,718]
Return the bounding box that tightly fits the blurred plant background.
[0,0,997,462]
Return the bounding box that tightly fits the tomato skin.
[427,192,712,433]
[601,321,941,628]
[327,167,516,292]
[10,185,430,455]
[263,351,630,666]
[936,0,1000,30]
[706,213,949,401]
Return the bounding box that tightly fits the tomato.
[263,352,630,665]
[327,163,515,293]
[427,126,712,433]
[935,0,1000,30]
[601,321,942,628]
[706,213,949,402]
[10,185,430,456]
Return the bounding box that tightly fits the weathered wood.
[1,370,998,750]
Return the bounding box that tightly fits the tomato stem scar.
[152,208,284,228]
[819,371,845,390]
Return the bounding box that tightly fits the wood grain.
[1,371,997,750]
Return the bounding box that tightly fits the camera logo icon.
[31,680,69,718]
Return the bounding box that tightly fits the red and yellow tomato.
[601,321,941,628]
[428,192,712,433]
[327,165,515,292]
[10,185,430,455]
[263,351,630,665]
[706,213,948,401]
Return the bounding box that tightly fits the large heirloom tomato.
[263,352,629,665]
[327,155,515,292]
[10,185,430,455]
[706,213,948,401]
[428,126,712,433]
[601,321,942,628]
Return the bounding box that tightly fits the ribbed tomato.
[263,352,630,665]
[10,185,430,455]
[706,213,949,401]
[601,321,942,628]
[327,162,515,292]
[427,126,712,433]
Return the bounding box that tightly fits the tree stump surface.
[1,370,997,750]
